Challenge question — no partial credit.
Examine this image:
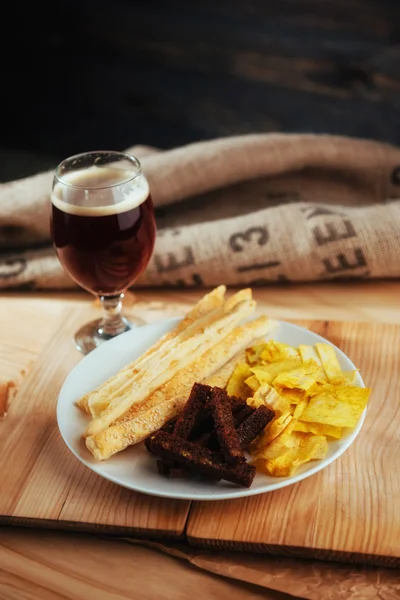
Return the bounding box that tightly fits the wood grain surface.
[0,305,190,538]
[1,283,400,596]
[187,319,400,567]
[1,287,399,567]
[0,528,285,600]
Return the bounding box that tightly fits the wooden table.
[1,281,398,599]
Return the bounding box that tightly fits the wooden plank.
[0,527,275,600]
[0,306,190,538]
[187,320,400,567]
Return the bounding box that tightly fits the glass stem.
[98,294,130,338]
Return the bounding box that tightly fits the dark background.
[2,0,400,181]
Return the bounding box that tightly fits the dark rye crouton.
[237,405,275,449]
[173,382,211,439]
[150,431,256,488]
[209,386,245,464]
[145,383,274,488]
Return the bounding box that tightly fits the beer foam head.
[52,166,150,216]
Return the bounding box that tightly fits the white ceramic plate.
[57,318,367,501]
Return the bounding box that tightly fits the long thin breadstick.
[84,298,256,437]
[87,287,250,417]
[116,335,261,425]
[76,286,248,417]
[77,285,227,415]
[86,399,182,460]
[80,354,228,420]
[223,288,251,312]
[85,316,278,460]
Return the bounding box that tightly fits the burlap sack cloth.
[2,133,400,290]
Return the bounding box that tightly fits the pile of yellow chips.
[226,340,371,477]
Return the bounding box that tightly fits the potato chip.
[260,341,300,363]
[250,359,301,386]
[240,337,369,478]
[245,375,261,392]
[334,370,359,385]
[250,413,292,453]
[246,343,268,365]
[281,415,300,437]
[251,402,298,458]
[300,384,370,428]
[249,383,291,414]
[293,420,342,439]
[292,399,308,419]
[315,343,343,382]
[343,370,358,384]
[226,363,253,399]
[299,345,321,365]
[273,359,326,402]
[280,389,313,404]
[253,432,328,477]
[247,394,263,409]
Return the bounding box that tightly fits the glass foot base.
[75,317,133,355]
